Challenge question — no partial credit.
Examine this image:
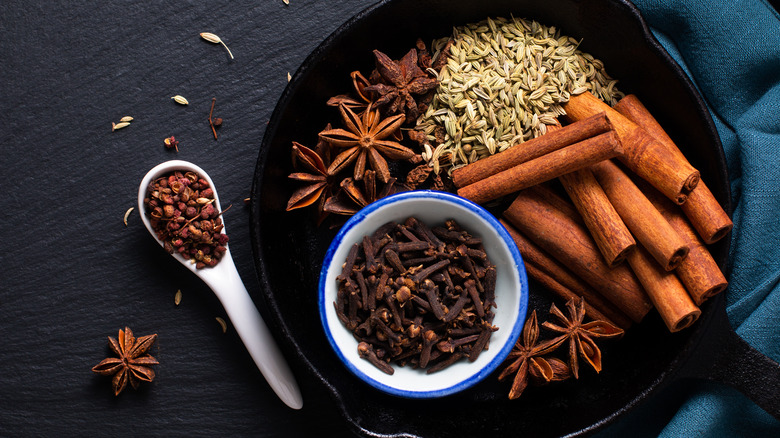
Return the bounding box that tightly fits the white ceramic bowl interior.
[319,190,528,398]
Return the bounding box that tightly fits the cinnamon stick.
[452,112,612,188]
[563,92,700,205]
[458,131,623,204]
[590,160,689,271]
[500,219,633,329]
[559,168,636,267]
[626,246,701,332]
[613,94,733,243]
[639,180,728,305]
[502,186,652,323]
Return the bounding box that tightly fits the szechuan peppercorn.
[143,170,229,269]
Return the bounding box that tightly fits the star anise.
[324,169,406,216]
[498,310,567,399]
[542,297,624,379]
[326,70,375,115]
[363,48,439,121]
[92,327,158,396]
[286,131,337,224]
[319,103,415,183]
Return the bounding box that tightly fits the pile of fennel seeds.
[415,16,624,175]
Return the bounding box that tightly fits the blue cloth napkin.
[599,0,780,435]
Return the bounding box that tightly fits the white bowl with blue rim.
[318,190,528,398]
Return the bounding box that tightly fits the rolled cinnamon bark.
[683,184,732,244]
[503,186,652,323]
[626,246,701,332]
[452,112,612,188]
[563,92,699,205]
[458,131,623,204]
[590,160,689,271]
[559,168,636,267]
[613,94,733,244]
[639,180,729,305]
[500,219,633,329]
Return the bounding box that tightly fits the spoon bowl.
[138,160,303,410]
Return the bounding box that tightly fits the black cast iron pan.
[249,0,780,435]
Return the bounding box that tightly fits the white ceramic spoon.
[137,160,303,410]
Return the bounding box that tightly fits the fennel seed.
[112,121,131,131]
[200,32,234,59]
[215,317,227,333]
[415,16,624,175]
[123,207,134,227]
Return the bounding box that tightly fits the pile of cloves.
[334,217,498,375]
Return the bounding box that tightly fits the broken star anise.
[363,48,439,122]
[405,163,451,191]
[286,132,338,224]
[324,169,406,216]
[92,327,158,396]
[319,103,415,183]
[542,297,624,379]
[498,310,568,400]
[326,70,375,115]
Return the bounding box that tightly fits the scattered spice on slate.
[215,317,228,333]
[174,289,183,306]
[112,116,134,131]
[164,136,179,152]
[92,327,158,396]
[334,216,498,374]
[123,207,134,227]
[208,97,222,140]
[200,32,234,59]
[112,121,130,132]
[143,170,229,269]
[171,95,189,105]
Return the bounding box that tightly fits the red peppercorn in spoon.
[138,160,303,409]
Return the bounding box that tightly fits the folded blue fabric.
[600,0,780,435]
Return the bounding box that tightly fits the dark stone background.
[0,0,363,436]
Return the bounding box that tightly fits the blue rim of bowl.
[318,190,528,398]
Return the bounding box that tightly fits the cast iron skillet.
[250,0,780,435]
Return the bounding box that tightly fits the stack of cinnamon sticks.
[453,92,731,332]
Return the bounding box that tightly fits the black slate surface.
[1,0,362,436]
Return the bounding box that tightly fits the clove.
[334,217,498,374]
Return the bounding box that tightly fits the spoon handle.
[205,254,303,409]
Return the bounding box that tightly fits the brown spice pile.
[335,217,497,374]
[143,170,229,269]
